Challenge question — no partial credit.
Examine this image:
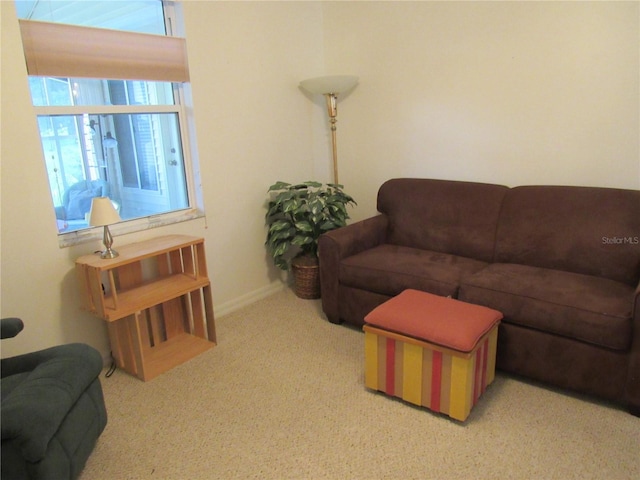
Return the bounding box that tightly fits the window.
[15,0,202,244]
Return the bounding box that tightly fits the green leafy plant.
[266,181,356,270]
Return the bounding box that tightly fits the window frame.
[18,0,204,247]
[48,95,203,248]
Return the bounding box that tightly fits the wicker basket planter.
[291,255,320,299]
[265,181,355,300]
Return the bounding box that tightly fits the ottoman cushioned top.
[364,289,503,352]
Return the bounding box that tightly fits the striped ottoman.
[363,289,502,422]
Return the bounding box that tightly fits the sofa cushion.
[459,263,634,350]
[340,244,488,298]
[377,178,509,263]
[494,185,640,286]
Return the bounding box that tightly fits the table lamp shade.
[89,197,121,226]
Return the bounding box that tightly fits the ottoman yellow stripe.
[364,330,379,390]
[440,353,452,415]
[449,355,473,421]
[402,342,423,405]
[377,334,387,390]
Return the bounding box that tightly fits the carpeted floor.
[80,288,640,479]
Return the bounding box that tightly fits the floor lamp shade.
[299,75,359,184]
[299,75,359,95]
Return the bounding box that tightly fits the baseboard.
[214,281,285,318]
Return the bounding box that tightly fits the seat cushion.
[459,263,634,350]
[340,244,488,298]
[365,289,502,352]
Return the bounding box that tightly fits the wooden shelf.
[138,333,214,381]
[102,273,210,322]
[76,235,216,381]
[76,235,204,268]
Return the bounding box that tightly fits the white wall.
[323,1,640,219]
[1,1,638,360]
[182,0,327,310]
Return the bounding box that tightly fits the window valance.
[19,19,189,82]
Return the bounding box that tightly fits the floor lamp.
[300,75,358,185]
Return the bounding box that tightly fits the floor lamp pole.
[325,93,339,185]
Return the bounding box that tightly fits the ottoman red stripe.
[386,338,396,396]
[431,350,442,412]
[481,338,489,393]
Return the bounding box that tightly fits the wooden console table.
[76,235,216,381]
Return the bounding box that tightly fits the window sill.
[58,208,205,248]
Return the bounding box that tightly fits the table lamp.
[89,197,121,259]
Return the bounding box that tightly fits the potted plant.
[265,181,356,298]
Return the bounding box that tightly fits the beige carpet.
[80,289,640,480]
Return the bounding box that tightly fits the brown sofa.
[318,178,640,414]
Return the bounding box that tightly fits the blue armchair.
[55,179,110,222]
[1,318,107,480]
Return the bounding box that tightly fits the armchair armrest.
[1,318,24,339]
[318,215,388,323]
[1,343,103,462]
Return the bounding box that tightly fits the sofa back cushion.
[377,178,509,263]
[495,185,640,285]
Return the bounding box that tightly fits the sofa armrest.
[318,215,388,323]
[1,343,103,462]
[626,279,640,415]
